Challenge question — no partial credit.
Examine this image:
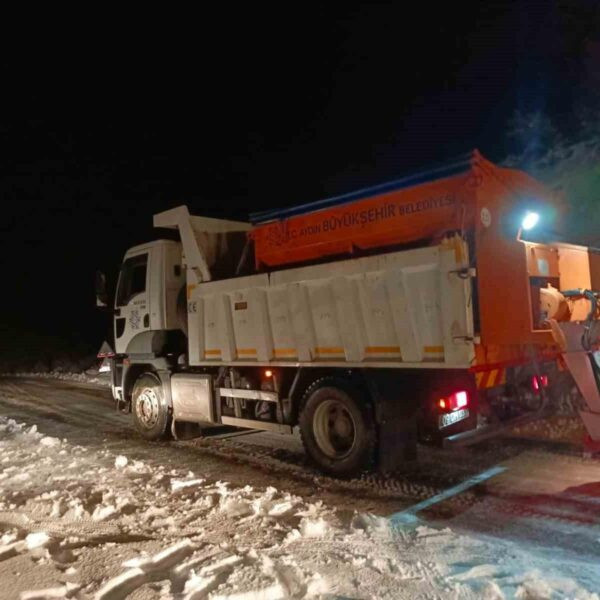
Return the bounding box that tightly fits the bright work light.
[521,211,540,231]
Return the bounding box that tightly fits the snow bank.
[5,369,111,387]
[0,416,597,599]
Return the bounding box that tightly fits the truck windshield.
[116,254,148,307]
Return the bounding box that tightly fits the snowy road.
[1,377,599,598]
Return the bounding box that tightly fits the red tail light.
[531,375,549,392]
[438,390,469,412]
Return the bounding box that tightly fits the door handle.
[143,314,150,328]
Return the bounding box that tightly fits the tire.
[131,373,172,440]
[299,378,376,477]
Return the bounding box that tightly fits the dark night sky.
[1,1,599,354]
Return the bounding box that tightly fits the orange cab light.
[264,370,273,378]
[438,398,447,410]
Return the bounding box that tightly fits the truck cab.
[111,239,185,402]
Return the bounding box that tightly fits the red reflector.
[532,375,549,391]
[439,390,469,412]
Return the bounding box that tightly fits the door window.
[116,254,148,307]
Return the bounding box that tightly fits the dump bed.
[186,235,474,367]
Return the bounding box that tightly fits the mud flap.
[365,371,418,473]
[378,402,418,472]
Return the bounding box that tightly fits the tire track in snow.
[184,436,461,506]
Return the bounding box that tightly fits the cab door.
[114,250,151,354]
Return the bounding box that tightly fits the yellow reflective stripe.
[424,345,444,354]
[476,368,506,389]
[365,346,401,354]
[273,348,298,357]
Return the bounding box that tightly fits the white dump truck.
[97,152,600,475]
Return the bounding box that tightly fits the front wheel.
[132,373,172,440]
[299,379,376,477]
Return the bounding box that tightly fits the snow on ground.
[1,417,598,599]
[509,414,586,444]
[6,370,111,388]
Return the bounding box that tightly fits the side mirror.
[95,271,109,308]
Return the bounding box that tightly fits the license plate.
[439,408,469,429]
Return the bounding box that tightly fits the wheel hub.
[313,399,356,459]
[136,388,159,429]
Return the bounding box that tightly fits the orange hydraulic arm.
[550,300,600,446]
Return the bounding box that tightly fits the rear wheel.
[299,378,376,477]
[132,373,172,440]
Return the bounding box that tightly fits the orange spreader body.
[251,167,484,268]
